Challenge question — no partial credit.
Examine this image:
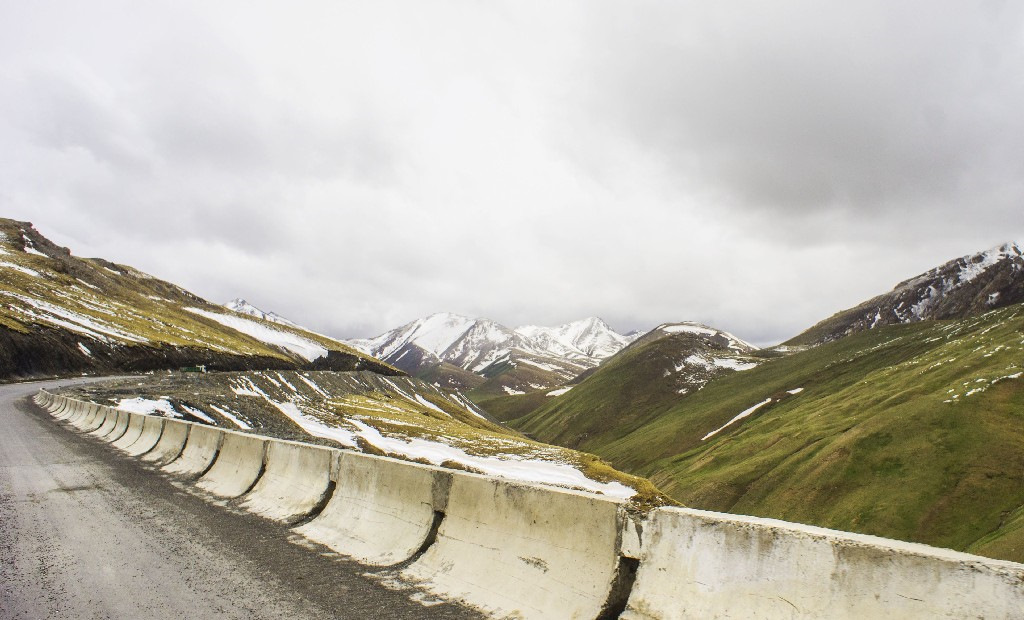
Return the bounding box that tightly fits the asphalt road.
[0,378,478,619]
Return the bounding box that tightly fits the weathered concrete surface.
[89,406,119,438]
[69,403,101,430]
[621,507,1024,620]
[402,471,625,620]
[296,451,445,566]
[142,418,189,464]
[111,412,146,451]
[100,409,131,442]
[123,414,164,457]
[163,424,222,477]
[82,405,111,432]
[241,440,334,524]
[1,380,477,620]
[195,430,267,498]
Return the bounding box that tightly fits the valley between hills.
[2,216,1022,563]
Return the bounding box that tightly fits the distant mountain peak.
[350,313,638,391]
[791,240,1024,345]
[224,298,299,328]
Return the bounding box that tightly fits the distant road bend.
[0,379,476,619]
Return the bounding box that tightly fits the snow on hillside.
[351,312,638,380]
[186,307,328,361]
[224,298,299,328]
[659,322,759,351]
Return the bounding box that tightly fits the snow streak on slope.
[224,298,299,328]
[186,308,328,361]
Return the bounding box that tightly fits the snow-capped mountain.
[791,241,1024,345]
[349,313,640,392]
[224,298,299,328]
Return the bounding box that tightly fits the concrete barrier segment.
[55,399,78,420]
[240,440,335,524]
[82,406,112,433]
[65,401,91,424]
[99,409,131,442]
[163,424,223,477]
[401,471,625,620]
[620,507,1024,620]
[89,407,120,437]
[52,399,72,419]
[195,430,267,498]
[124,415,165,457]
[295,451,449,566]
[58,398,82,420]
[111,412,147,451]
[68,404,100,430]
[142,419,190,465]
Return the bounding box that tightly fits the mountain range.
[347,312,639,393]
[500,241,1024,562]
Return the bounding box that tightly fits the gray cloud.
[1,1,1022,346]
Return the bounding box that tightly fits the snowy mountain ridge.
[224,298,299,328]
[348,312,640,391]
[790,240,1024,345]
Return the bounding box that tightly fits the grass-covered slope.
[569,305,1024,562]
[58,370,667,506]
[510,323,763,448]
[0,219,395,378]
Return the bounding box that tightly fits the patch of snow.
[786,388,804,395]
[0,261,40,277]
[502,386,526,396]
[347,419,635,498]
[208,404,252,429]
[702,398,773,441]
[117,397,181,418]
[270,400,357,447]
[414,393,447,414]
[78,343,92,356]
[297,374,330,398]
[711,358,758,371]
[547,387,573,397]
[180,404,216,424]
[516,358,563,372]
[4,292,147,343]
[185,307,328,361]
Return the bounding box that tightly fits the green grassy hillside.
[534,304,1024,562]
[511,325,765,448]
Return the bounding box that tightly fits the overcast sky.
[2,1,1022,344]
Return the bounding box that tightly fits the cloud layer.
[2,1,1022,344]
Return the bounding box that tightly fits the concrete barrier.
[99,409,131,442]
[401,471,626,620]
[89,407,120,437]
[69,404,100,430]
[621,507,1024,620]
[142,418,189,465]
[296,451,447,566]
[163,424,223,477]
[195,430,266,498]
[53,399,73,419]
[124,415,164,457]
[240,440,335,524]
[82,405,112,432]
[68,401,91,424]
[111,412,147,451]
[57,399,80,421]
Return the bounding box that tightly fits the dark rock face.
[791,242,1024,345]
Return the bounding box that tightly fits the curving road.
[0,379,477,619]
